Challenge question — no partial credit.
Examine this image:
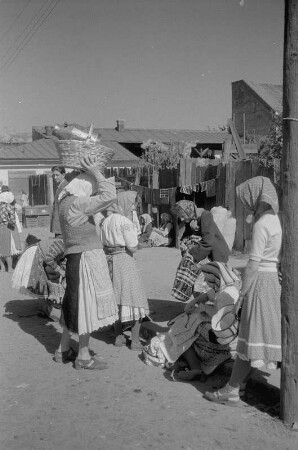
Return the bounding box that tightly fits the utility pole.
[280,0,298,427]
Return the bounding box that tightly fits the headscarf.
[171,200,196,221]
[116,190,138,218]
[0,191,15,204]
[160,213,172,223]
[58,173,96,201]
[236,176,279,214]
[140,213,153,232]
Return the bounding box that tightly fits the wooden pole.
[280,0,298,427]
[243,112,246,143]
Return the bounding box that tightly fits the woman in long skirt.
[101,191,149,350]
[0,187,22,272]
[204,176,282,404]
[55,156,119,370]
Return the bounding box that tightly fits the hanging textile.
[206,179,216,197]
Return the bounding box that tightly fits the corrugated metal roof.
[0,139,58,159]
[0,138,138,163]
[245,81,282,113]
[96,128,228,144]
[33,125,228,145]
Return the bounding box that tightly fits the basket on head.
[211,303,239,345]
[54,140,115,172]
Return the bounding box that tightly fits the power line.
[0,0,61,78]
[0,0,51,66]
[0,0,33,43]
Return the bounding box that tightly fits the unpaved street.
[0,245,297,450]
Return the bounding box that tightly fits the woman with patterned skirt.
[204,176,282,404]
[0,187,22,272]
[55,156,118,370]
[101,190,149,350]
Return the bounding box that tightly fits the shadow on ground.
[4,298,63,355]
[92,298,184,345]
[162,359,280,418]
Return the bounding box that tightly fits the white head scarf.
[58,173,96,201]
[0,191,15,204]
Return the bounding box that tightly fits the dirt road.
[0,242,297,450]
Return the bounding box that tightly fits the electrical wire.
[0,0,52,66]
[0,0,33,43]
[0,0,61,78]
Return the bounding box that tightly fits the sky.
[0,0,284,135]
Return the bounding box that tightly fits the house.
[232,80,282,140]
[0,136,140,204]
[32,120,230,159]
[1,119,250,205]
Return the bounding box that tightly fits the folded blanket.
[159,310,208,363]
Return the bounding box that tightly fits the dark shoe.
[176,369,202,381]
[54,347,77,363]
[74,357,108,370]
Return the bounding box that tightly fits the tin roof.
[33,125,229,145]
[244,81,282,113]
[96,128,228,144]
[0,138,139,164]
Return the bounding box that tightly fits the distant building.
[0,132,32,144]
[32,120,230,159]
[232,80,282,140]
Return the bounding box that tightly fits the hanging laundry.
[200,181,207,193]
[180,186,193,195]
[168,187,177,205]
[152,189,160,205]
[206,179,216,197]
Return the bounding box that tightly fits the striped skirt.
[236,271,281,369]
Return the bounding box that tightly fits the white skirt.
[77,249,119,335]
[11,246,44,297]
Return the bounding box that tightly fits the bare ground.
[0,233,297,450]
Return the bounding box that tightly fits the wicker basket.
[54,140,115,171]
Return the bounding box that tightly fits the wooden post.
[223,135,233,163]
[243,113,246,143]
[280,0,298,427]
[152,169,159,227]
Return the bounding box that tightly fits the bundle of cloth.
[142,262,241,378]
[171,200,231,303]
[12,235,66,307]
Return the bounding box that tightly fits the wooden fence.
[178,158,277,251]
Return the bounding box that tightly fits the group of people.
[9,162,282,405]
[12,158,150,369]
[138,212,174,247]
[150,175,281,406]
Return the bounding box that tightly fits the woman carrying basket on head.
[204,176,282,404]
[54,155,119,370]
